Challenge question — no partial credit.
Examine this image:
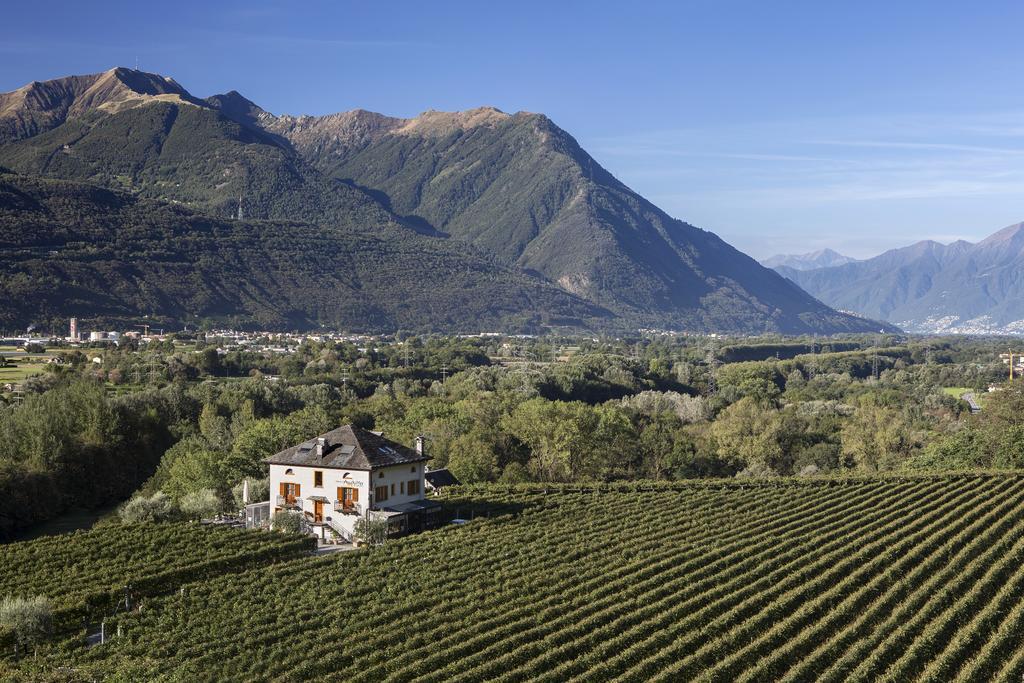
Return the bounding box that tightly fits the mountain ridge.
[0,67,895,334]
[761,248,858,271]
[776,226,1024,334]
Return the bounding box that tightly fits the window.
[400,481,405,495]
[410,466,416,472]
[408,480,420,496]
[378,471,385,479]
[390,483,395,496]
[375,485,389,502]
[338,486,359,510]
[279,482,300,505]
[284,468,294,475]
[314,471,323,487]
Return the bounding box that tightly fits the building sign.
[340,472,364,488]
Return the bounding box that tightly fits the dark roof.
[425,468,461,488]
[266,425,429,470]
[381,500,442,514]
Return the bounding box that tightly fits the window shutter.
[353,488,359,502]
[279,483,287,496]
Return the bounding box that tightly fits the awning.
[381,500,443,514]
[306,495,330,502]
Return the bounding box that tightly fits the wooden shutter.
[353,487,359,502]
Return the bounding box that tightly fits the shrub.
[0,596,51,655]
[179,489,222,520]
[353,516,388,546]
[270,511,303,534]
[119,492,174,523]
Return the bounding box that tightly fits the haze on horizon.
[3,0,1024,260]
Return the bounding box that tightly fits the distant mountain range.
[774,225,1024,334]
[0,67,892,334]
[761,249,858,271]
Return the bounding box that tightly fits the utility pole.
[440,364,449,383]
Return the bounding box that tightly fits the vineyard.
[9,475,1024,681]
[0,523,313,629]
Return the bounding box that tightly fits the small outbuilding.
[425,468,461,493]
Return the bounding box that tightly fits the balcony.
[276,495,301,509]
[334,501,362,516]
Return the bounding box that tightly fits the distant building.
[253,426,441,542]
[425,468,461,493]
[87,331,120,343]
[69,317,78,342]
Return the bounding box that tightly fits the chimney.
[415,435,425,456]
[316,437,326,457]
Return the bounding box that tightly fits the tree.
[708,397,786,474]
[447,432,498,483]
[198,347,221,376]
[160,444,225,502]
[0,596,52,656]
[198,402,232,451]
[354,515,389,546]
[232,477,269,509]
[179,488,222,520]
[270,510,303,534]
[501,398,588,481]
[119,492,175,523]
[841,405,919,472]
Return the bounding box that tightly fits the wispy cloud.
[588,111,1024,258]
[806,139,1024,155]
[202,30,433,50]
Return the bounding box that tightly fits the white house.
[254,425,441,541]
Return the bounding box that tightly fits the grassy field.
[0,361,46,383]
[8,475,1024,681]
[943,386,988,408]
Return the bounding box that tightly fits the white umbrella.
[242,478,250,505]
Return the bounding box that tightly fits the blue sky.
[4,1,1024,259]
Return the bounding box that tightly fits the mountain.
[0,68,893,334]
[761,248,857,271]
[0,172,605,332]
[249,102,889,333]
[778,227,1024,334]
[0,67,203,142]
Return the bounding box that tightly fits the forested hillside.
[0,67,893,334]
[0,172,605,331]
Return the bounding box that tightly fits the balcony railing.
[276,496,301,508]
[334,502,362,515]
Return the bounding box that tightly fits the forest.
[0,332,1020,537]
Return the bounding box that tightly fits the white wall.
[368,463,426,507]
[268,461,427,539]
